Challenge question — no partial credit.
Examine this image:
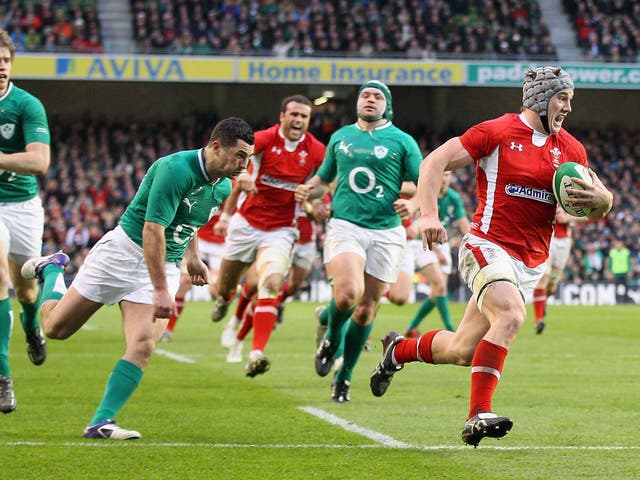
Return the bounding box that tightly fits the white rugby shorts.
[547,236,572,272]
[222,213,298,263]
[72,226,180,306]
[292,241,316,271]
[412,239,453,274]
[0,197,44,260]
[197,238,225,271]
[458,233,544,304]
[323,218,405,284]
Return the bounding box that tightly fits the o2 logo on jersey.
[0,123,15,140]
[173,224,198,245]
[348,166,384,198]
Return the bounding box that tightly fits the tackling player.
[21,118,254,439]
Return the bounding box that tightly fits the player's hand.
[295,183,313,203]
[153,288,174,320]
[311,200,331,222]
[237,172,258,195]
[186,259,209,286]
[213,219,227,237]
[420,214,447,251]
[393,198,417,220]
[568,169,613,210]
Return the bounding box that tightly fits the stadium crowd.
[0,0,102,53]
[131,0,557,60]
[7,0,640,63]
[564,0,640,62]
[37,111,639,291]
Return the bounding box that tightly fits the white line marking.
[298,406,412,449]
[155,348,196,364]
[4,441,639,451]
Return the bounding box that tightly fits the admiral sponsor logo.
[505,184,554,204]
[261,173,299,192]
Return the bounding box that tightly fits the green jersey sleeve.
[145,160,190,227]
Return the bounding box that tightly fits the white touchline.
[5,442,640,451]
[299,406,412,449]
[155,348,196,364]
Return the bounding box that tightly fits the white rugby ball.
[552,162,593,217]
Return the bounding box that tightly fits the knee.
[431,281,447,297]
[15,285,39,305]
[387,291,409,306]
[352,303,376,325]
[259,274,282,298]
[491,304,526,341]
[334,288,358,311]
[130,338,156,368]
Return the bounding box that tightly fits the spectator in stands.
[130,0,556,60]
[608,238,631,286]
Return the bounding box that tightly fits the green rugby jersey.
[119,148,231,263]
[318,122,422,229]
[0,83,50,202]
[438,187,467,233]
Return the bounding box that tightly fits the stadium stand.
[130,0,557,60]
[563,0,640,62]
[1,0,102,52]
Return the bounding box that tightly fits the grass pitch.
[2,300,638,479]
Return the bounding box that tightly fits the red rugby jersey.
[460,113,587,267]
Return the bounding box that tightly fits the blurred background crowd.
[39,109,640,289]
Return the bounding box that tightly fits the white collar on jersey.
[0,81,13,101]
[355,120,393,132]
[278,127,304,152]
[519,113,548,147]
[198,148,222,186]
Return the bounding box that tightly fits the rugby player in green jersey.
[21,118,254,439]
[296,80,423,402]
[0,31,51,414]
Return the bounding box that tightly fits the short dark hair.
[0,30,16,61]
[280,94,312,113]
[209,117,254,147]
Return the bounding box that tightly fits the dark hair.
[209,117,254,147]
[280,94,312,113]
[0,30,16,61]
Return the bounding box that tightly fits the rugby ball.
[552,162,593,217]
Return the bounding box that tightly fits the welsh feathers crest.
[373,146,388,159]
[0,124,15,140]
